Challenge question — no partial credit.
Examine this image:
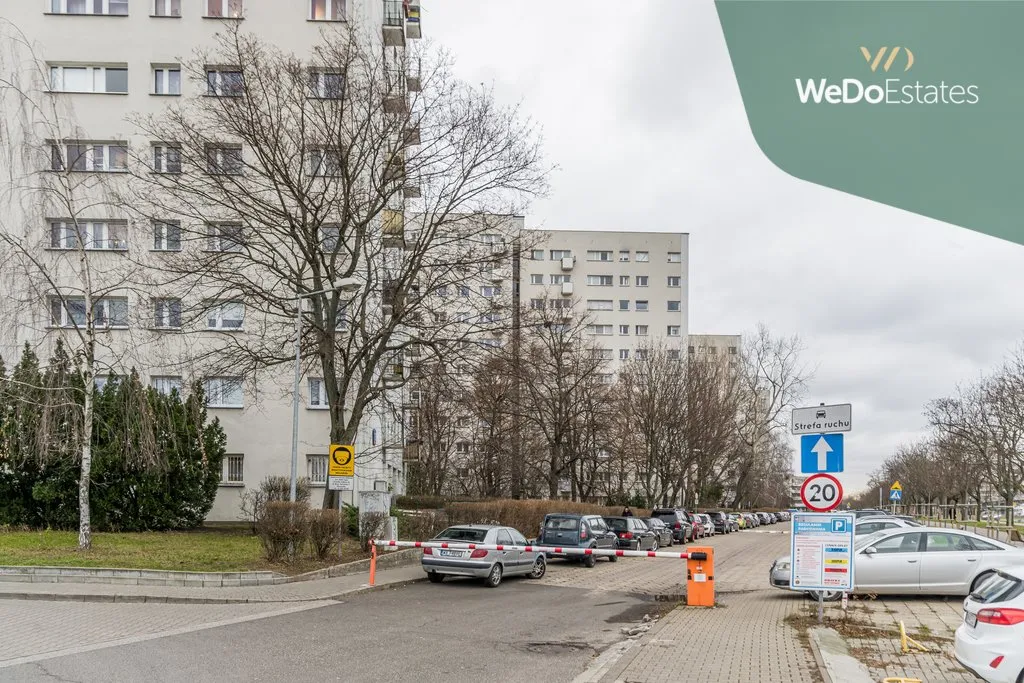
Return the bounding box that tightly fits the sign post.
[328,444,355,493]
[790,512,855,624]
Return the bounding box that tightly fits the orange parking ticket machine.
[686,547,714,607]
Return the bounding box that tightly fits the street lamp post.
[289,278,361,504]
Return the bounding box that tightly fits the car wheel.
[529,556,547,579]
[484,563,503,588]
[651,540,659,551]
[807,590,842,602]
[427,572,444,584]
[583,551,597,568]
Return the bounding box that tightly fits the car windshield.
[970,571,1024,604]
[435,527,488,542]
[544,517,579,530]
[606,518,628,531]
[855,530,889,549]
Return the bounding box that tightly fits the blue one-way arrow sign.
[800,433,844,474]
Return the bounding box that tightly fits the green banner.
[715,0,1024,245]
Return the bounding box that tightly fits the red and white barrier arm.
[373,539,705,560]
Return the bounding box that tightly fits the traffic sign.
[792,403,852,435]
[890,489,902,501]
[890,481,902,491]
[800,473,844,512]
[800,434,844,474]
[329,444,355,477]
[790,512,855,592]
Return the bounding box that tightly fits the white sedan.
[956,567,1024,683]
[771,527,1024,600]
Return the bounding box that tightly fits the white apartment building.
[688,334,741,365]
[521,230,690,374]
[0,0,423,521]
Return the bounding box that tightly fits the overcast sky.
[427,0,1024,495]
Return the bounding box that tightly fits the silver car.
[770,527,1024,600]
[421,524,546,588]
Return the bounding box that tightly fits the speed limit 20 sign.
[800,473,843,512]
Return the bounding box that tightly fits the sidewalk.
[0,563,425,604]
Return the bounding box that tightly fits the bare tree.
[124,26,549,507]
[404,362,463,496]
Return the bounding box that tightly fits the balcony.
[560,256,574,271]
[381,209,406,248]
[406,0,421,39]
[383,94,408,115]
[403,124,421,147]
[561,281,573,296]
[403,182,421,199]
[404,442,421,462]
[382,0,405,47]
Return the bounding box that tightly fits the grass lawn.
[0,527,370,575]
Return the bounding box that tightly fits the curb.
[807,624,833,683]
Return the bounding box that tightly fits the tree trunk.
[78,384,93,550]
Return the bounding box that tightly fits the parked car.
[770,527,1024,600]
[534,513,618,568]
[776,511,791,522]
[731,513,745,530]
[704,511,730,534]
[605,516,660,551]
[700,513,718,536]
[651,508,695,544]
[643,517,674,547]
[742,512,759,528]
[726,513,741,532]
[422,525,545,587]
[955,567,1024,683]
[855,517,920,536]
[853,508,891,519]
[756,512,772,525]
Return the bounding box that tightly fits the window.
[153,0,182,16]
[667,276,681,287]
[458,286,470,298]
[309,70,345,98]
[49,65,128,94]
[618,349,629,360]
[587,324,613,336]
[206,68,243,95]
[222,454,244,483]
[152,220,181,250]
[635,276,649,287]
[968,537,1004,551]
[206,377,243,408]
[153,298,182,328]
[635,300,648,312]
[618,275,629,287]
[50,0,128,15]
[151,375,182,395]
[668,349,680,360]
[667,325,681,337]
[729,346,738,355]
[595,348,613,360]
[207,223,244,252]
[530,298,545,310]
[206,145,243,174]
[925,532,975,552]
[688,345,696,354]
[586,250,612,262]
[307,455,328,484]
[50,142,128,172]
[205,301,244,330]
[619,324,629,335]
[598,373,613,385]
[635,349,648,360]
[49,220,127,250]
[619,250,630,262]
[94,375,111,391]
[549,274,570,285]
[587,300,613,311]
[206,0,243,18]
[309,148,344,176]
[455,442,471,456]
[667,301,681,312]
[668,252,682,263]
[153,67,181,95]
[635,251,650,262]
[50,296,128,328]
[528,274,543,285]
[480,286,501,298]
[310,0,345,21]
[308,377,329,407]
[549,298,571,310]
[531,249,544,260]
[549,249,571,260]
[635,325,649,336]
[587,275,612,287]
[618,299,629,311]
[867,533,922,554]
[152,144,181,172]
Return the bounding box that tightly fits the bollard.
[368,539,377,587]
[686,546,714,607]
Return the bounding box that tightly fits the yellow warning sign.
[891,481,903,491]
[329,444,355,477]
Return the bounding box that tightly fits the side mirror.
[864,546,877,556]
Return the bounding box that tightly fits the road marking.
[0,600,337,669]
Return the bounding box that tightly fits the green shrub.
[445,499,650,538]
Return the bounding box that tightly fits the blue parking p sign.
[800,434,844,474]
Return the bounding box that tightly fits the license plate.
[966,612,977,628]
[439,550,465,558]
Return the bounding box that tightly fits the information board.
[790,512,855,592]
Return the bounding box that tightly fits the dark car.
[535,513,618,568]
[704,511,730,534]
[651,508,694,544]
[643,517,674,547]
[604,516,659,551]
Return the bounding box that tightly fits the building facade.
[0,0,423,521]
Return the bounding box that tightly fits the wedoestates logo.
[795,47,979,105]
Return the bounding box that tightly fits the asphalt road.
[0,577,656,683]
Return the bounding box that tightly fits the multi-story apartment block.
[521,230,690,375]
[688,334,741,366]
[0,0,423,521]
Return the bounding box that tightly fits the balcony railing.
[382,0,404,27]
